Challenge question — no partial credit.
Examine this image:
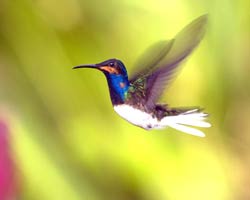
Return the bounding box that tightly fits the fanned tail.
[161,109,211,137]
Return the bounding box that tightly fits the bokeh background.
[0,0,249,199]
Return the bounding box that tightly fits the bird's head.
[73,59,128,77]
[73,59,130,104]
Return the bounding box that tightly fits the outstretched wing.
[129,15,208,109]
[130,39,175,80]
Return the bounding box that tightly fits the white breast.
[113,104,160,130]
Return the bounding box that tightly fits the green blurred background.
[0,0,249,199]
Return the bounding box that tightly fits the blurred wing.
[129,39,175,81]
[131,15,208,109]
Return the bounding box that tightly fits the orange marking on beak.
[100,66,118,74]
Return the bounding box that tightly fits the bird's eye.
[109,62,114,67]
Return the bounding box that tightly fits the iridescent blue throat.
[106,74,130,104]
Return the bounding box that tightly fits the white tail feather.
[161,110,211,137]
[167,123,206,137]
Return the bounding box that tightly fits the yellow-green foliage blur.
[0,0,249,199]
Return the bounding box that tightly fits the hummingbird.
[73,15,211,137]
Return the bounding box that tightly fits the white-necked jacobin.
[73,15,211,137]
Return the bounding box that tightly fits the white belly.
[114,104,161,130]
[113,104,211,137]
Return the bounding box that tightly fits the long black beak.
[72,64,99,69]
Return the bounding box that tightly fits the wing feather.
[130,39,175,81]
[130,15,208,109]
